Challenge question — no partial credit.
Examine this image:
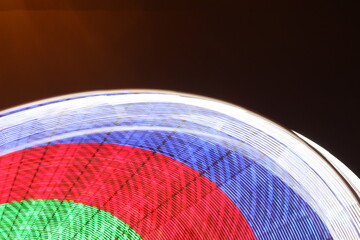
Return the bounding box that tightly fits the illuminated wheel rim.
[0,90,359,239]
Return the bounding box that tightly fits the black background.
[0,1,358,176]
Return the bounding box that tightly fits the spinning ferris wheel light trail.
[0,90,358,240]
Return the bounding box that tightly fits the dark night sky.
[0,1,359,176]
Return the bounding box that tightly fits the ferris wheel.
[0,90,358,239]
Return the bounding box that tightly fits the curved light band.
[0,200,142,239]
[0,143,255,239]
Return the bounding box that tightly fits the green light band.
[0,200,142,240]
